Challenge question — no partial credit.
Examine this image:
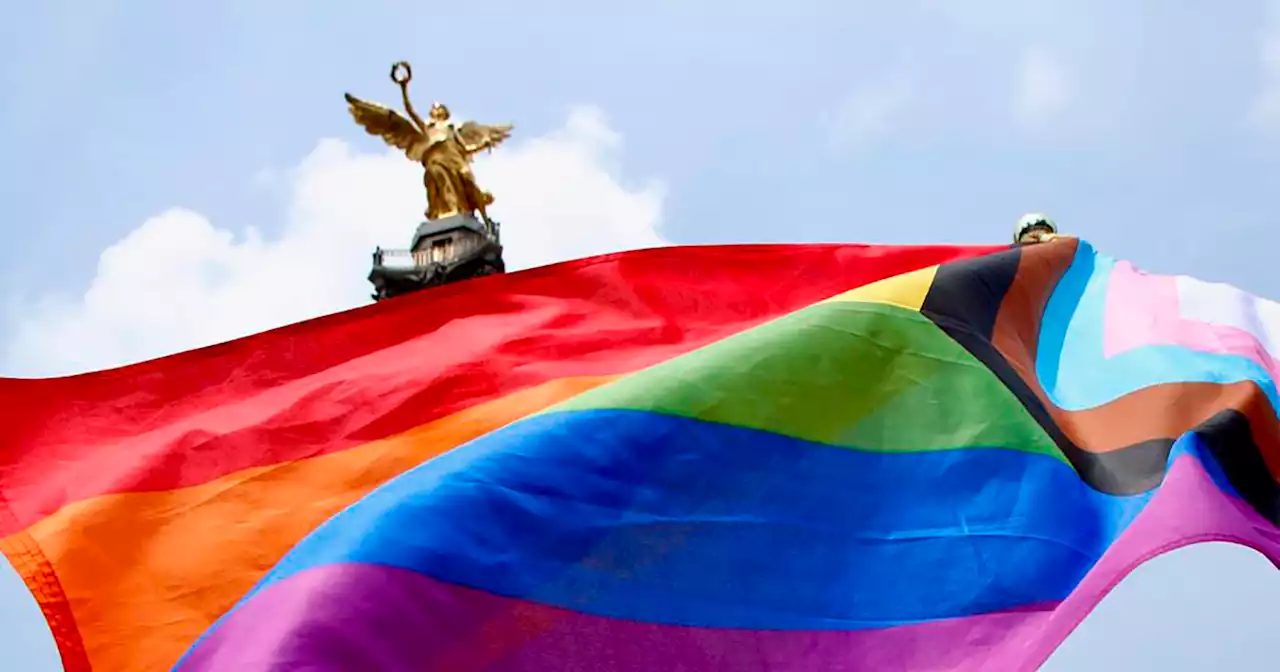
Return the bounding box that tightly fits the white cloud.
[1015,46,1070,127]
[825,70,916,152]
[3,106,668,378]
[1249,1,1280,131]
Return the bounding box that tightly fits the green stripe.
[548,301,1064,461]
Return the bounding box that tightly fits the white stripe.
[1175,275,1280,355]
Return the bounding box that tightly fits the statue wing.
[343,93,423,151]
[456,121,514,152]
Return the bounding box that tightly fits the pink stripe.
[1102,260,1180,359]
[178,453,1280,672]
[1104,262,1280,373]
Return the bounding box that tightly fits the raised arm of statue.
[392,62,428,133]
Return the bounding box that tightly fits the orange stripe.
[2,375,614,672]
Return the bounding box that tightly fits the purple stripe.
[177,454,1280,672]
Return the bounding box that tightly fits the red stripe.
[0,243,1002,533]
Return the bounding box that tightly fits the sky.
[1,0,1279,669]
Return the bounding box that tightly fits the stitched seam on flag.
[0,490,90,672]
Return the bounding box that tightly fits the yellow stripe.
[823,264,937,311]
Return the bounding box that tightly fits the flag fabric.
[1,239,1278,671]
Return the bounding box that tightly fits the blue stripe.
[221,409,1152,631]
[1038,243,1280,412]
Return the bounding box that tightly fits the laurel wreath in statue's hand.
[390,61,412,86]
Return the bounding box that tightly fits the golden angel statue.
[344,61,513,225]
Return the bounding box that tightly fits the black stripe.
[1195,411,1280,523]
[920,247,1021,340]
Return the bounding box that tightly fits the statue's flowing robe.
[418,124,493,220]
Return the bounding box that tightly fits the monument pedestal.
[368,212,505,302]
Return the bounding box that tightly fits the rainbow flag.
[2,239,1278,671]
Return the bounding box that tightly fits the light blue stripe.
[1037,242,1280,412]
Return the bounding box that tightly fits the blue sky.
[2,1,1280,669]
